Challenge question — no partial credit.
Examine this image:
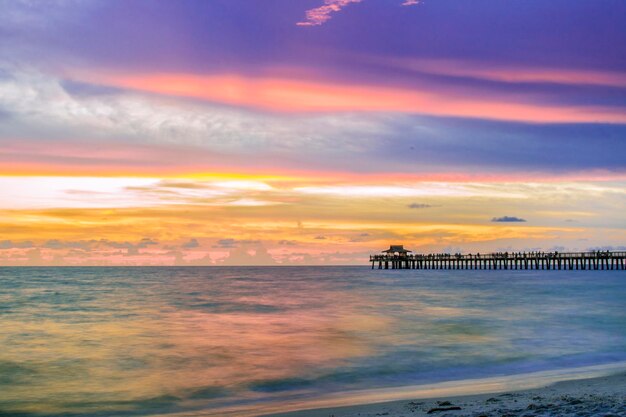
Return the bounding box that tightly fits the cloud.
[214,238,237,248]
[0,68,391,169]
[314,235,327,240]
[388,58,626,89]
[349,232,371,242]
[182,238,200,249]
[214,239,277,265]
[43,239,94,250]
[491,216,527,223]
[297,0,420,26]
[138,237,159,248]
[73,71,626,124]
[0,175,283,210]
[0,240,33,249]
[0,67,298,150]
[220,245,276,266]
[0,238,164,260]
[4,68,626,181]
[41,238,159,255]
[213,238,261,249]
[297,0,362,26]
[294,184,523,198]
[408,203,432,209]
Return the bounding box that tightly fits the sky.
[0,0,625,265]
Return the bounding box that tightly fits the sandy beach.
[262,370,626,417]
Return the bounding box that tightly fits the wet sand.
[261,371,626,417]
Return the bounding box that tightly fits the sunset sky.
[1,0,625,265]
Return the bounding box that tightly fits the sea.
[1,267,625,416]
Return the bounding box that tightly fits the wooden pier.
[370,247,626,271]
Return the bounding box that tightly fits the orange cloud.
[71,72,626,123]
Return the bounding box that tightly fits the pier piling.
[369,250,626,271]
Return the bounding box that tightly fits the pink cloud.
[297,0,362,26]
[297,0,421,26]
[70,71,626,124]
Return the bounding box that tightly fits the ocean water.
[0,267,625,416]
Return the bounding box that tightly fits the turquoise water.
[0,267,625,416]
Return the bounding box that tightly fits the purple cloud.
[408,203,432,209]
[491,216,527,223]
[182,238,200,249]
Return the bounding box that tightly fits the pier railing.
[369,251,626,270]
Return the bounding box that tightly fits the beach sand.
[261,371,626,417]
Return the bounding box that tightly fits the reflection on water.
[0,267,625,416]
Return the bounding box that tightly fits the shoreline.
[254,362,626,417]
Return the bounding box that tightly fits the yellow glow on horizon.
[1,173,624,265]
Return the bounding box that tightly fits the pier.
[370,246,626,270]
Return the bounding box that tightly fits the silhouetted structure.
[370,249,626,270]
[382,245,412,255]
